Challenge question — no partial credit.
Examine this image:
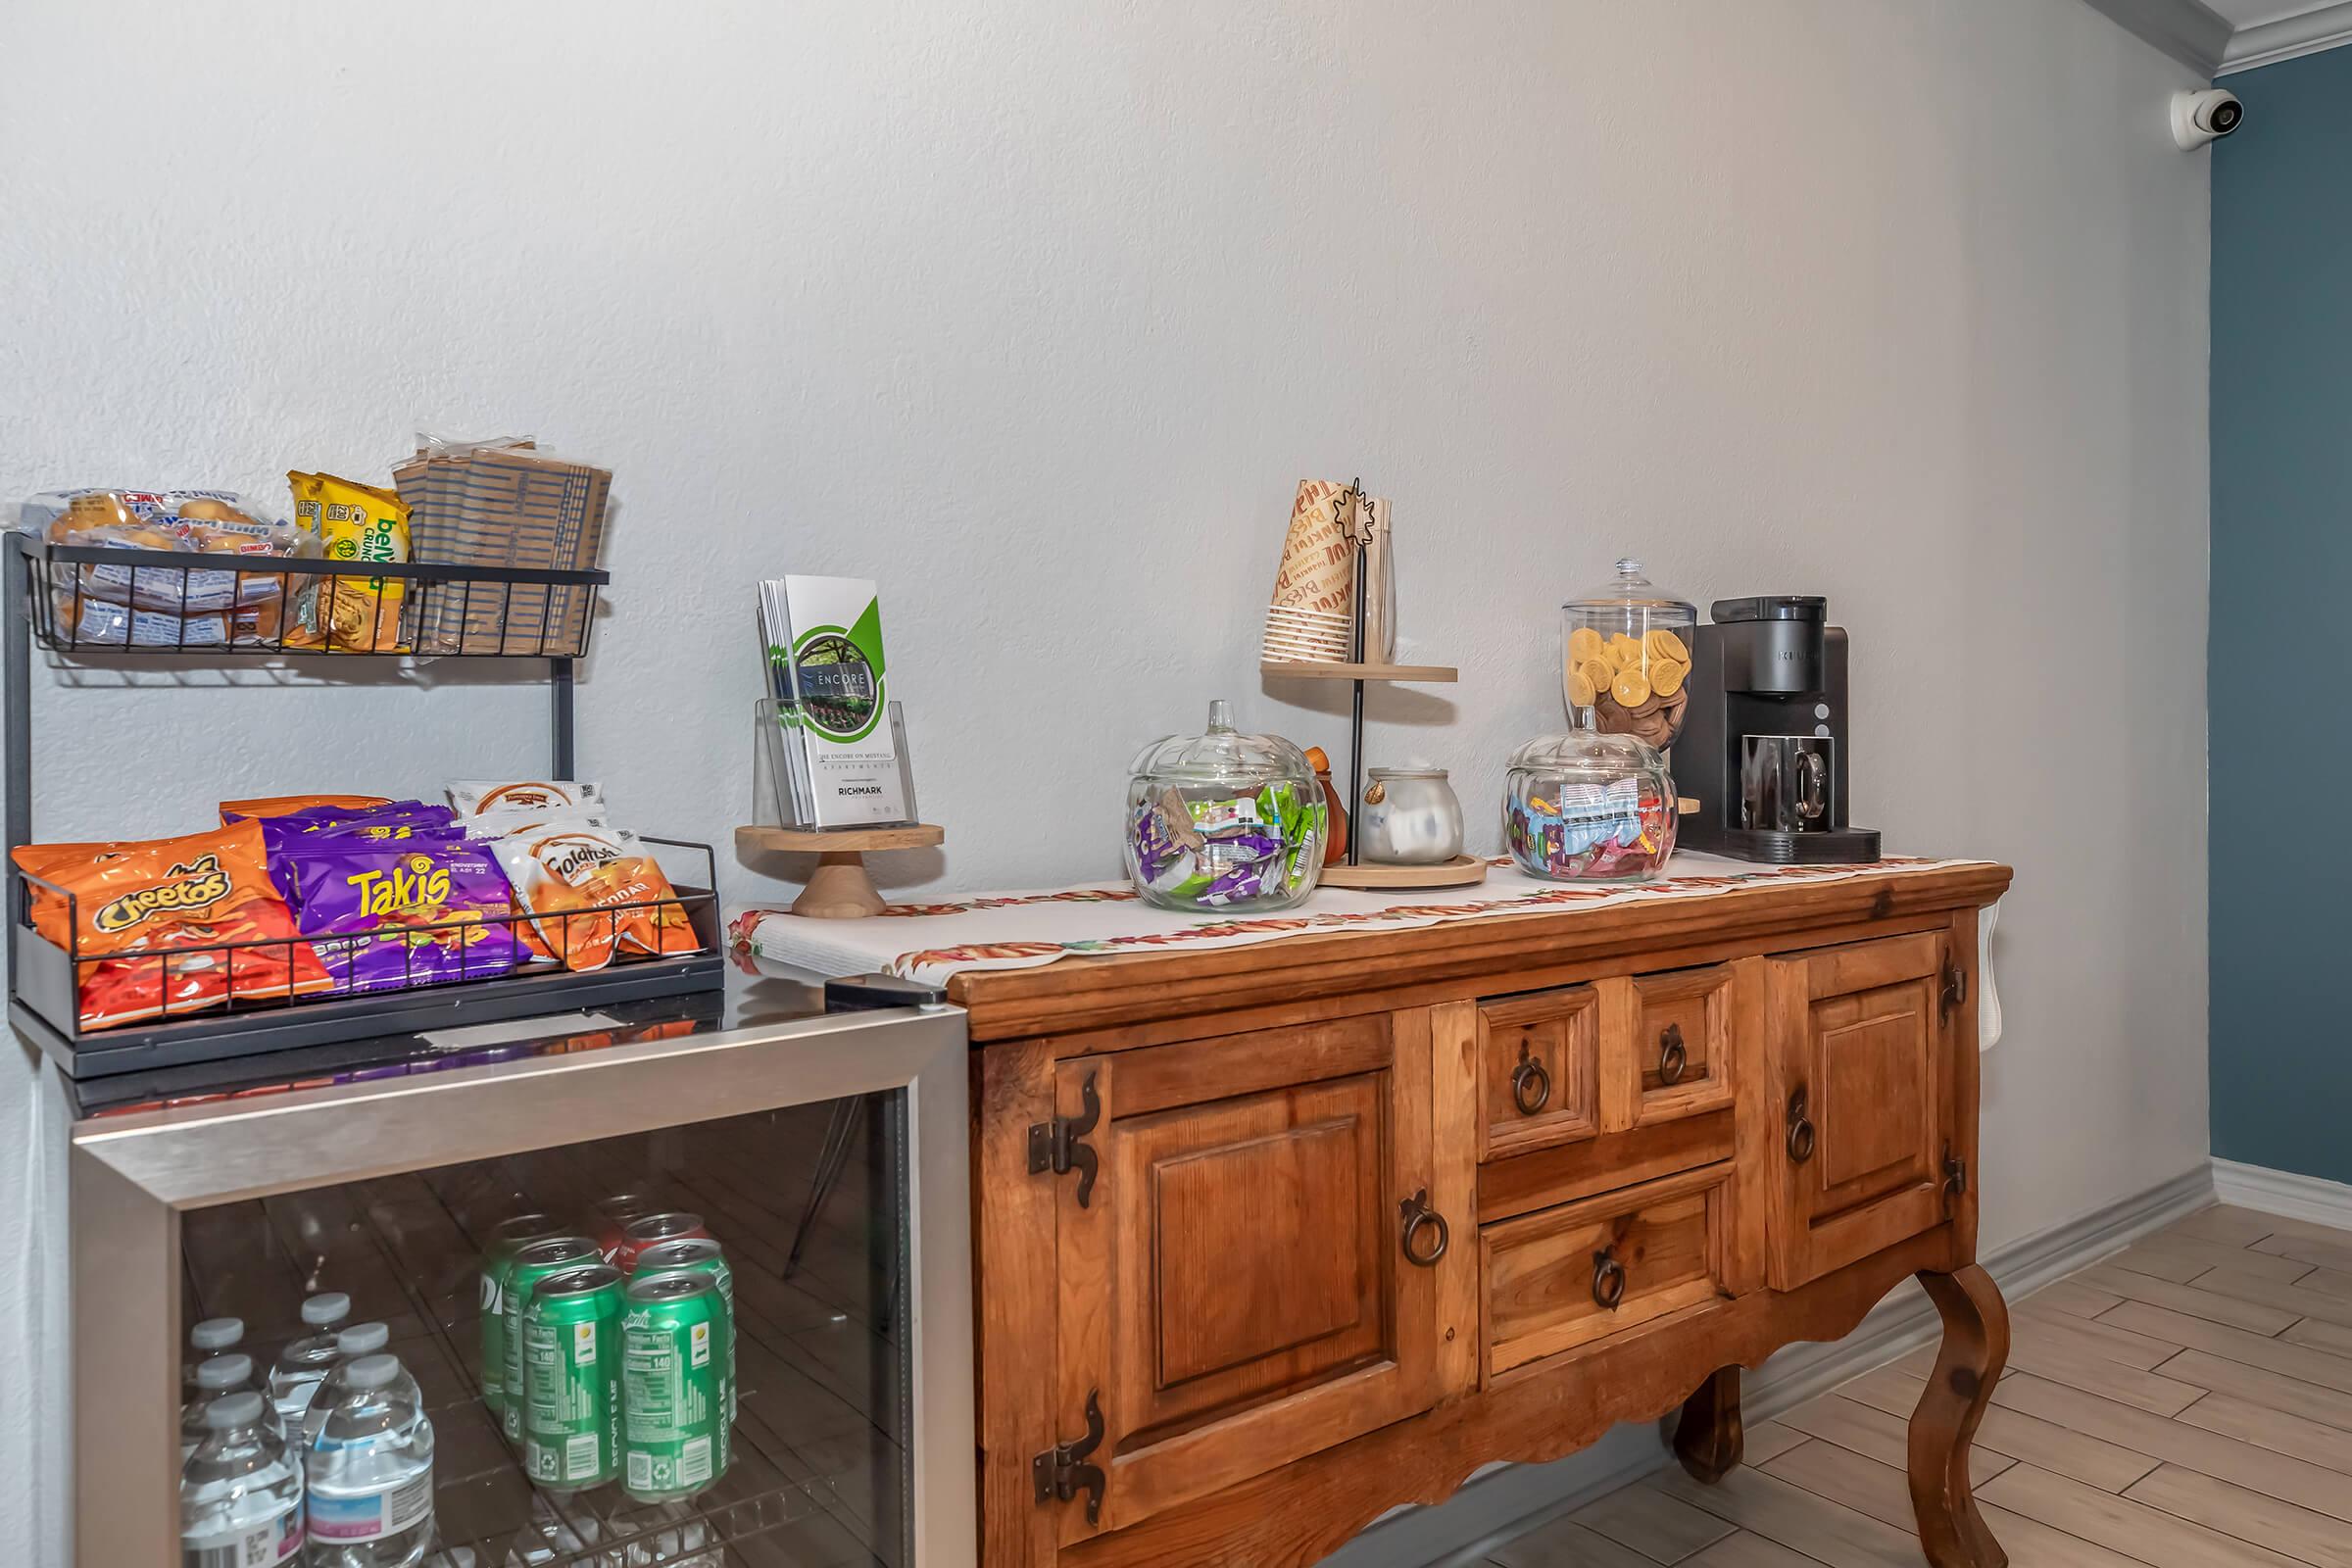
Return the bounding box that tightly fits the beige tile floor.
[1485,1203,2352,1568]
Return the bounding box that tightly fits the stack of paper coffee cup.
[1262,479,1358,662]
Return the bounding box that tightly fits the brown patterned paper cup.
[1268,479,1358,618]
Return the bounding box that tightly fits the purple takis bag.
[280,841,521,994]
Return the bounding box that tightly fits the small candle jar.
[1358,767,1464,864]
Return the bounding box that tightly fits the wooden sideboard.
[956,860,2015,1568]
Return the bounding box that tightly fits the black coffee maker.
[1676,596,1880,863]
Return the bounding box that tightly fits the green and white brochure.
[760,575,911,827]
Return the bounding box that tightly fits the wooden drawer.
[1626,965,1735,1126]
[1477,988,1601,1161]
[1480,1162,1735,1379]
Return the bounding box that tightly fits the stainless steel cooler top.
[66,957,932,1122]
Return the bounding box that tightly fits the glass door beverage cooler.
[64,968,973,1568]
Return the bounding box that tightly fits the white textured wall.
[0,1,2209,1556]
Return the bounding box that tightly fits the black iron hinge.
[1033,1389,1107,1526]
[1939,963,1967,1024]
[1942,1146,1968,1200]
[1028,1069,1102,1208]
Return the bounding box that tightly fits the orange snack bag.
[12,822,333,1029]
[219,794,395,823]
[13,838,135,930]
[488,822,702,972]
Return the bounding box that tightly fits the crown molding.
[2218,0,2352,73]
[2076,0,2234,74]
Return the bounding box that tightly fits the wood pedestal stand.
[736,823,946,918]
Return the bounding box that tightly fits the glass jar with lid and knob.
[1123,700,1328,911]
[1561,559,1697,751]
[1502,729,1677,882]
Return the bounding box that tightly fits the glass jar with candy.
[1124,700,1327,911]
[1502,730,1677,881]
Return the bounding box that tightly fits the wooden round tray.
[1318,854,1488,890]
[736,823,946,919]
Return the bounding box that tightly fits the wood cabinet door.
[1050,1010,1471,1540]
[1764,932,1960,1290]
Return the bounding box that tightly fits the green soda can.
[500,1236,600,1442]
[478,1213,562,1416]
[631,1238,738,1422]
[620,1272,731,1500]
[522,1263,626,1491]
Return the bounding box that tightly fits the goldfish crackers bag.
[490,820,702,971]
[11,822,332,1029]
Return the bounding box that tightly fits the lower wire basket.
[8,838,726,1079]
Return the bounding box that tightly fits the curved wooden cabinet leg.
[1673,1365,1744,1484]
[1909,1265,2011,1568]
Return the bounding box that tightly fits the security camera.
[2172,89,2243,149]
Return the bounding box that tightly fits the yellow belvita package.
[289,470,411,652]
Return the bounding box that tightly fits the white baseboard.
[2212,1157,2352,1229]
[1327,1162,2218,1568]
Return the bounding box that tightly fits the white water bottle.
[304,1352,435,1567]
[181,1354,266,1462]
[267,1292,353,1422]
[182,1317,244,1401]
[180,1390,304,1568]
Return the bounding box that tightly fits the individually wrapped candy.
[1129,793,1200,892]
[1125,782,1327,909]
[1505,777,1674,881]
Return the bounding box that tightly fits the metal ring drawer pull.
[1657,1023,1689,1086]
[1592,1247,1628,1310]
[1511,1044,1551,1116]
[1787,1086,1817,1164]
[1399,1188,1449,1267]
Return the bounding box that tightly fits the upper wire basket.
[27,539,608,659]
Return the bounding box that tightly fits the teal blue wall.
[2211,45,2352,1184]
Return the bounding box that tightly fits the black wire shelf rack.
[4,527,725,1080]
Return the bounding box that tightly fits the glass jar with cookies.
[1561,559,1697,751]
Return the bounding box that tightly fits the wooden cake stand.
[736,823,946,918]
[1259,659,1486,891]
